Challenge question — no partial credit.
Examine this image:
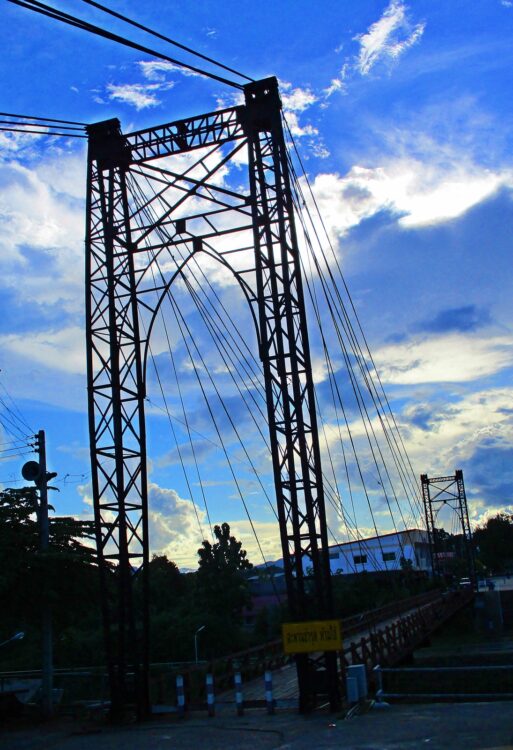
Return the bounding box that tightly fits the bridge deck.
[217,589,473,705]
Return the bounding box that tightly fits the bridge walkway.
[216,589,473,705]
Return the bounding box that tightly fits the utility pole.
[22,430,57,718]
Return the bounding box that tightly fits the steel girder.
[85,77,339,716]
[421,471,476,585]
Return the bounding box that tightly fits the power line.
[0,126,87,138]
[0,120,84,131]
[77,0,253,83]
[0,111,87,126]
[9,0,244,90]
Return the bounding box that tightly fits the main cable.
[0,111,86,126]
[77,0,253,83]
[9,0,244,89]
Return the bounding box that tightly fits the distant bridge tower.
[85,77,340,717]
[421,470,476,585]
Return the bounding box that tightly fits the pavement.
[2,701,513,750]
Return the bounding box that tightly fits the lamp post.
[194,625,205,664]
[0,632,24,649]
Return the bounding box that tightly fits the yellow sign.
[282,619,342,654]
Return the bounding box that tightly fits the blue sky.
[1,0,513,567]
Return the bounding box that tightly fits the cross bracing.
[81,72,429,723]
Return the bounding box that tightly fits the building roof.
[328,528,427,551]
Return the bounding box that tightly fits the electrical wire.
[0,120,84,131]
[9,0,244,89]
[0,126,87,138]
[77,0,253,83]
[0,111,87,126]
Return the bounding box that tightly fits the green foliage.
[0,486,101,667]
[331,569,434,619]
[474,512,513,574]
[196,523,253,622]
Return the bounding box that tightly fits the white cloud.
[284,111,318,138]
[139,60,204,81]
[306,157,513,243]
[0,160,83,261]
[400,388,513,475]
[106,81,174,110]
[356,0,425,75]
[325,2,424,96]
[281,86,317,113]
[217,518,282,566]
[374,333,513,385]
[147,482,208,567]
[0,326,86,374]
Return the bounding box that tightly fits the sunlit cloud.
[106,81,174,110]
[374,333,513,385]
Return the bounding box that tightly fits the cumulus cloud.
[281,85,317,113]
[147,482,208,566]
[306,158,512,243]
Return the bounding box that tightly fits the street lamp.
[0,632,25,648]
[194,625,205,664]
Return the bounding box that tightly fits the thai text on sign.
[282,619,342,654]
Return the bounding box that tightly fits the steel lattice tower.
[421,470,476,585]
[86,78,340,716]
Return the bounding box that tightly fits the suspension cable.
[77,0,253,83]
[9,0,244,90]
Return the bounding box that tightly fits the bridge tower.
[85,78,340,717]
[421,470,476,585]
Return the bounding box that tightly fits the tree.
[0,487,100,667]
[474,513,513,573]
[196,523,253,621]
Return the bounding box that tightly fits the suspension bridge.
[1,0,476,719]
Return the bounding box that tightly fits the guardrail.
[0,589,468,712]
[374,663,513,702]
[342,589,474,683]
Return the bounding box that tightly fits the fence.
[374,664,513,702]
[340,589,474,686]
[0,589,471,714]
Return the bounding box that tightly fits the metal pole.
[36,429,53,719]
[194,625,205,664]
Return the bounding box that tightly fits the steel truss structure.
[421,470,476,584]
[86,77,339,716]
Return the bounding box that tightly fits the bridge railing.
[342,589,474,686]
[175,589,447,701]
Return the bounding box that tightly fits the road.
[2,701,513,750]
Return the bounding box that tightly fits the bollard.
[176,674,185,717]
[347,664,367,700]
[372,664,389,708]
[206,673,215,717]
[264,670,274,715]
[373,664,383,702]
[346,675,359,705]
[234,671,244,716]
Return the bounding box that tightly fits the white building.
[326,529,431,576]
